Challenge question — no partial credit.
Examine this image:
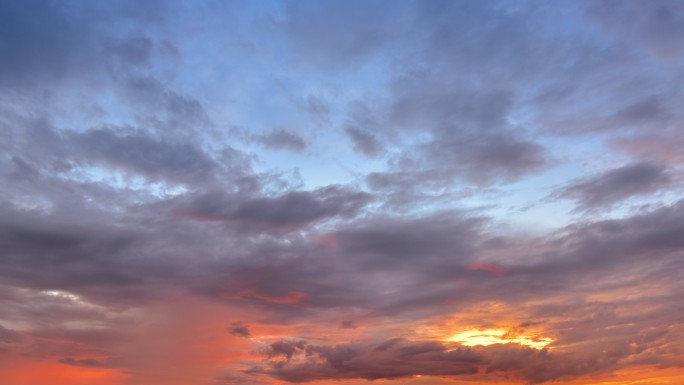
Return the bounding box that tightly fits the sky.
[1,0,684,384]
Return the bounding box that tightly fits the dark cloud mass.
[1,1,684,385]
[183,186,371,230]
[58,357,110,368]
[253,338,482,382]
[557,162,673,210]
[228,322,251,338]
[255,129,307,152]
[69,127,218,183]
[345,126,383,158]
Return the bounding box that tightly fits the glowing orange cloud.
[447,328,553,349]
[0,360,125,385]
[468,263,506,275]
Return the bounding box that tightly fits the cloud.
[421,131,547,185]
[183,185,371,231]
[586,0,684,62]
[2,2,684,385]
[227,322,251,338]
[333,211,483,263]
[253,335,648,384]
[0,0,173,89]
[68,127,218,184]
[343,100,384,157]
[0,204,143,293]
[555,162,672,210]
[0,325,21,344]
[58,357,110,368]
[340,320,357,329]
[252,304,684,385]
[345,126,383,158]
[563,197,684,258]
[365,71,549,190]
[611,133,684,166]
[264,339,307,363]
[252,338,481,382]
[255,129,307,153]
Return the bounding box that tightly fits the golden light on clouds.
[447,328,553,349]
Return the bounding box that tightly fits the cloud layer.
[1,1,684,385]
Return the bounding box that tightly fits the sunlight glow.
[447,328,553,349]
[42,290,82,302]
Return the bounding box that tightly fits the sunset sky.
[2,1,684,384]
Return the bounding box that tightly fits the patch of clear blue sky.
[50,0,683,234]
[165,1,397,190]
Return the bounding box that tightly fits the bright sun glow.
[447,328,553,349]
[42,290,82,302]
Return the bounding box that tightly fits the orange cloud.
[0,359,125,385]
[468,263,506,275]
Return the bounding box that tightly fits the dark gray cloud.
[116,76,211,139]
[185,209,488,320]
[386,72,548,185]
[345,126,383,158]
[1,163,683,385]
[348,70,550,196]
[343,100,384,158]
[228,322,251,338]
[422,131,547,185]
[264,339,307,363]
[255,129,307,152]
[184,196,684,325]
[59,357,110,368]
[612,95,672,125]
[556,162,672,210]
[586,0,684,62]
[0,325,21,344]
[183,186,371,231]
[563,197,684,258]
[0,204,141,290]
[334,212,483,263]
[2,116,254,197]
[252,338,481,382]
[254,335,662,384]
[339,320,357,329]
[69,127,218,184]
[252,304,684,384]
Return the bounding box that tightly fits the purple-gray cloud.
[255,129,307,153]
[228,322,251,338]
[251,334,676,384]
[345,126,383,158]
[252,338,481,382]
[556,162,672,210]
[182,186,371,231]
